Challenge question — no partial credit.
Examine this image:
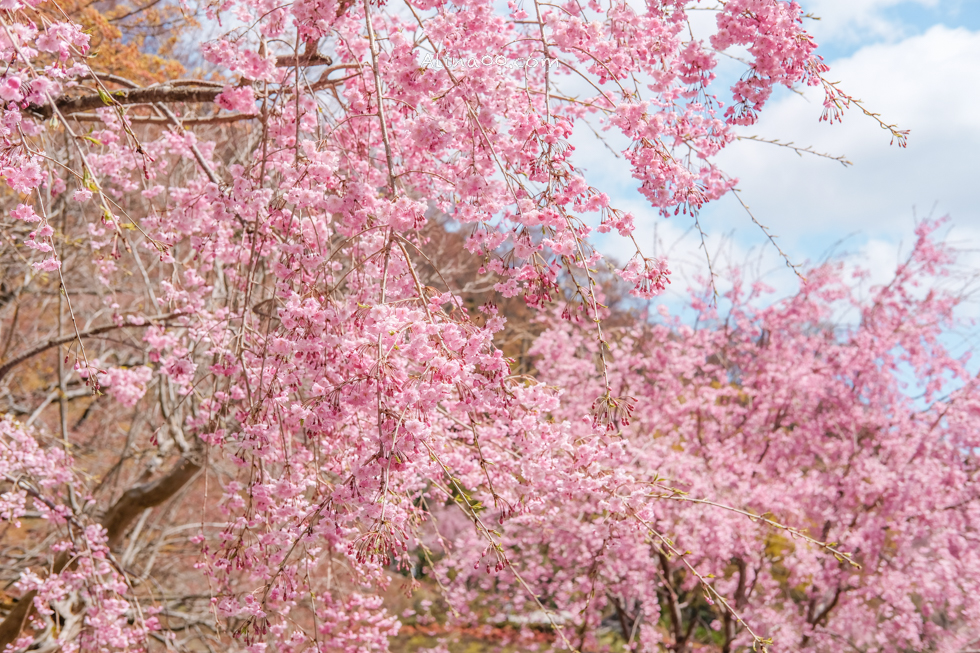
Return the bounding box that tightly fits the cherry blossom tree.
[0,0,953,651]
[448,220,979,652]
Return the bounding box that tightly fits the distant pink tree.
[442,220,979,652]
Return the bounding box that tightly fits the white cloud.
[801,0,942,46]
[707,24,980,253]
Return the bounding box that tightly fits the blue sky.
[814,0,980,60]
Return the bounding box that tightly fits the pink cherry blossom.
[102,366,154,407]
[0,76,22,102]
[215,85,258,114]
[0,0,939,652]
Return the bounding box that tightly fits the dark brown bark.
[658,551,692,653]
[32,64,352,120]
[722,557,748,653]
[101,455,202,549]
[0,596,34,651]
[31,86,224,119]
[279,45,333,68]
[67,112,256,125]
[609,595,635,642]
[800,585,843,648]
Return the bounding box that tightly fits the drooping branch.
[0,312,183,384]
